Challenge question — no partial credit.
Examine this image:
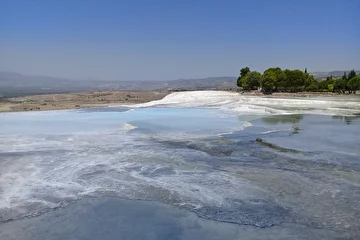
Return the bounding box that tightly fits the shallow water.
[1,98,360,239]
[0,197,352,240]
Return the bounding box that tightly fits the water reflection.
[261,115,304,125]
[332,115,360,125]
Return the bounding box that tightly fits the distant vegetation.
[237,68,360,94]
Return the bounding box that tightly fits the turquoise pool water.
[0,106,359,239]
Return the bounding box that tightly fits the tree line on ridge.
[237,67,360,94]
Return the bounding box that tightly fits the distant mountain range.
[1,70,359,97]
[0,71,236,97]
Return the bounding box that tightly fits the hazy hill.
[0,71,236,97]
[312,70,360,80]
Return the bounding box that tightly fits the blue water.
[0,107,243,134]
[0,197,350,240]
[0,107,359,239]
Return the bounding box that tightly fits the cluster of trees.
[316,70,360,94]
[237,67,360,94]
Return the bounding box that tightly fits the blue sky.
[1,0,359,80]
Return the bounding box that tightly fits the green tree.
[237,67,251,87]
[239,76,248,89]
[283,69,292,91]
[261,71,276,92]
[307,80,319,92]
[304,68,308,74]
[348,69,357,81]
[240,67,250,78]
[262,67,286,91]
[333,78,347,93]
[318,77,335,92]
[347,76,360,94]
[342,72,348,81]
[328,84,334,92]
[237,76,242,87]
[342,72,349,92]
[284,69,306,92]
[303,73,315,91]
[243,71,261,90]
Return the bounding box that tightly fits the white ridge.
[125,91,360,116]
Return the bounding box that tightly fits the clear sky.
[1,0,359,80]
